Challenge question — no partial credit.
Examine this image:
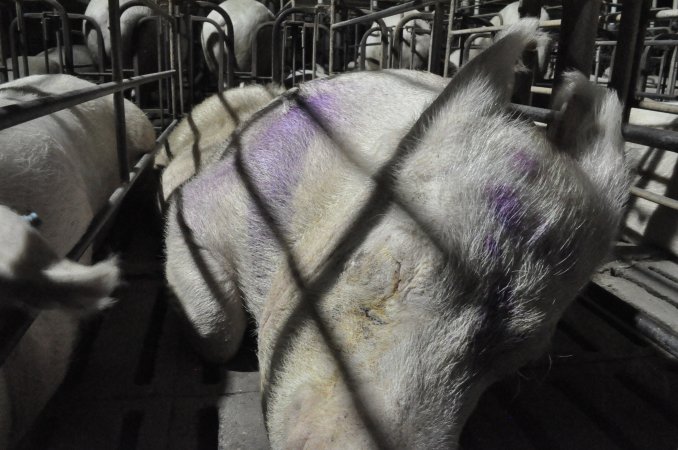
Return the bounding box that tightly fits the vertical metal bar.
[553,0,602,92]
[15,1,29,77]
[175,5,185,115]
[428,1,445,75]
[184,4,194,112]
[443,0,456,78]
[0,8,8,83]
[168,0,179,120]
[669,46,678,97]
[108,0,130,182]
[157,17,165,130]
[329,0,335,75]
[41,14,49,73]
[609,0,651,122]
[312,11,319,78]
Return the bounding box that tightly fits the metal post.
[15,0,28,77]
[609,0,651,122]
[428,1,445,75]
[443,0,457,77]
[184,3,194,112]
[108,0,130,182]
[552,0,602,94]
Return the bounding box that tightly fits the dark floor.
[17,172,678,450]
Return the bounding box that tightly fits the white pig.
[200,0,274,75]
[0,74,155,257]
[156,83,285,202]
[166,20,628,448]
[362,11,432,70]
[0,205,119,447]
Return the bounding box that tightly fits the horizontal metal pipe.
[331,1,439,29]
[448,19,561,36]
[655,8,678,19]
[510,103,678,152]
[596,39,678,46]
[629,186,678,210]
[637,100,678,114]
[0,70,174,132]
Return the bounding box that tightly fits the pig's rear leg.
[165,200,246,363]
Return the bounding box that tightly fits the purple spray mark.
[243,91,337,250]
[512,150,538,177]
[484,234,501,258]
[487,184,523,231]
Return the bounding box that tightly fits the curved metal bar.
[331,1,439,29]
[119,0,174,23]
[272,6,317,83]
[393,13,432,69]
[359,26,387,70]
[192,15,234,90]
[461,31,491,65]
[195,0,238,71]
[71,13,105,77]
[19,0,74,74]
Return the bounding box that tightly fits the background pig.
[84,0,153,67]
[166,20,628,448]
[156,83,285,202]
[4,45,96,80]
[200,0,274,76]
[0,74,155,257]
[361,11,431,70]
[0,205,119,447]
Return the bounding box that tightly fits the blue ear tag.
[21,212,42,228]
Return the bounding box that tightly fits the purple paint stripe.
[487,184,523,231]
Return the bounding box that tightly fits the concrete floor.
[17,172,678,450]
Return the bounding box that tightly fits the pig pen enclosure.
[0,0,677,448]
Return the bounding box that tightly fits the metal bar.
[609,0,651,121]
[443,0,456,78]
[15,1,28,77]
[510,103,678,152]
[332,1,439,29]
[195,0,238,72]
[109,0,129,182]
[448,19,561,36]
[637,99,678,114]
[272,6,316,83]
[629,186,678,210]
[184,4,194,111]
[553,0,602,91]
[428,1,445,75]
[0,71,173,132]
[192,16,232,89]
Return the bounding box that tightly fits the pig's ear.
[431,18,547,117]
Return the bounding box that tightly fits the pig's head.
[258,19,628,449]
[0,205,120,312]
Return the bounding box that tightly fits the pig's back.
[178,70,448,317]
